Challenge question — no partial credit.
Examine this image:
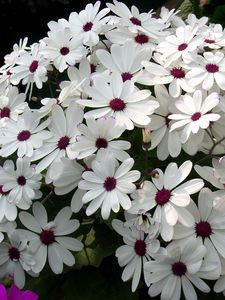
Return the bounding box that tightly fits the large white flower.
[78,150,140,219]
[128,161,204,241]
[112,219,160,292]
[78,72,159,130]
[17,202,83,274]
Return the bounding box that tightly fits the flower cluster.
[1,1,225,299]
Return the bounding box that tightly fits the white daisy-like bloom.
[0,232,36,288]
[10,44,49,96]
[41,28,87,72]
[185,51,225,90]
[156,25,203,67]
[0,157,42,210]
[78,150,140,219]
[17,202,83,274]
[171,13,208,30]
[77,72,159,130]
[0,86,27,127]
[68,1,110,47]
[200,23,225,50]
[32,102,83,177]
[174,188,225,275]
[73,117,130,161]
[143,85,182,160]
[169,90,220,143]
[0,109,52,158]
[145,241,213,300]
[96,40,151,82]
[128,161,204,241]
[112,219,160,292]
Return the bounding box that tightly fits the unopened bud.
[142,127,151,150]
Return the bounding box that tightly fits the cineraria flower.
[78,72,159,130]
[78,150,140,219]
[128,161,204,241]
[145,242,212,300]
[200,24,225,50]
[0,283,38,300]
[0,157,42,210]
[0,109,52,158]
[185,51,225,90]
[17,202,83,274]
[68,1,110,46]
[41,28,86,72]
[169,90,220,143]
[112,219,160,292]
[0,232,36,288]
[73,117,130,161]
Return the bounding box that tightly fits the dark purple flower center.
[0,185,10,195]
[0,107,10,118]
[155,188,171,206]
[205,64,219,73]
[165,114,171,127]
[60,47,70,56]
[40,230,55,245]
[204,39,215,44]
[90,64,96,73]
[170,68,185,78]
[191,112,201,121]
[195,221,212,238]
[17,176,26,186]
[178,43,188,51]
[29,60,39,73]
[83,22,93,32]
[134,240,146,256]
[104,176,117,191]
[57,136,70,150]
[8,247,20,261]
[130,17,142,26]
[121,72,133,82]
[95,138,108,149]
[17,130,31,141]
[135,34,149,44]
[109,98,126,111]
[172,261,187,276]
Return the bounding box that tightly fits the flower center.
[0,107,10,118]
[204,39,215,44]
[17,176,26,186]
[178,43,188,51]
[121,72,133,82]
[29,60,39,73]
[95,138,108,149]
[172,261,187,276]
[134,240,146,256]
[90,64,96,73]
[0,185,10,195]
[60,47,70,56]
[165,114,171,127]
[17,130,31,141]
[83,22,93,32]
[205,64,219,73]
[40,230,55,245]
[57,136,70,149]
[155,188,171,205]
[195,221,212,238]
[170,68,185,78]
[135,34,149,44]
[103,176,117,191]
[130,17,142,26]
[191,112,201,121]
[8,247,20,261]
[109,98,126,111]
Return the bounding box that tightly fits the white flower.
[68,1,110,46]
[169,90,220,143]
[200,24,225,50]
[0,220,16,242]
[78,72,159,130]
[73,117,130,161]
[145,242,212,300]
[0,232,36,288]
[0,157,42,210]
[0,109,52,158]
[112,219,160,292]
[78,150,140,219]
[128,161,204,241]
[17,202,83,274]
